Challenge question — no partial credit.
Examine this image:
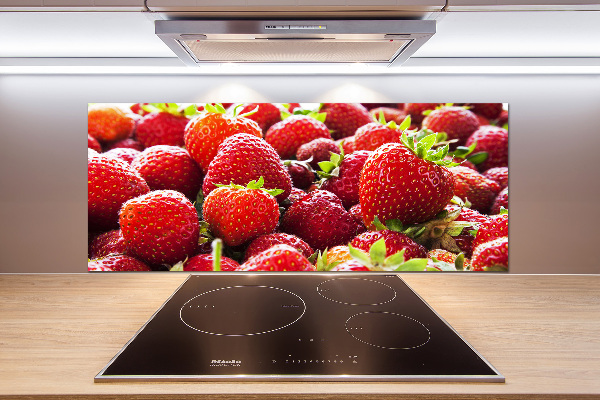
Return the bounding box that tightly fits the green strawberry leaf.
[238,105,259,119]
[428,258,457,271]
[194,189,205,220]
[281,109,292,120]
[348,243,372,266]
[499,207,508,215]
[427,144,449,162]
[395,258,428,271]
[455,253,465,271]
[398,115,412,131]
[384,249,406,265]
[467,151,488,165]
[377,110,387,124]
[184,104,199,117]
[211,238,223,272]
[313,112,327,124]
[369,238,387,265]
[372,216,388,231]
[483,264,508,272]
[418,133,437,152]
[385,219,404,232]
[503,123,508,130]
[318,161,336,174]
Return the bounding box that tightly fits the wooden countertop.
[0,273,598,399]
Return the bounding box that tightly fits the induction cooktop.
[95,273,504,382]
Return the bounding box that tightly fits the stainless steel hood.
[155,19,436,67]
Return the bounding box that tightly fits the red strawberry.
[496,109,509,126]
[483,167,508,190]
[474,114,490,126]
[237,103,283,133]
[359,134,455,228]
[135,103,191,148]
[105,138,145,151]
[330,260,371,271]
[335,136,356,155]
[185,104,262,173]
[88,254,151,272]
[353,122,403,152]
[361,103,398,110]
[450,166,501,213]
[88,154,150,230]
[286,187,309,205]
[265,115,331,159]
[131,145,203,200]
[491,187,508,215]
[244,232,313,261]
[404,103,439,124]
[88,134,102,152]
[472,213,508,250]
[296,138,340,169]
[198,103,233,112]
[88,104,135,143]
[320,103,373,140]
[203,179,281,247]
[320,150,372,209]
[104,147,141,164]
[88,229,127,259]
[351,230,426,260]
[283,160,315,190]
[241,244,316,271]
[181,254,240,271]
[130,103,150,116]
[445,204,489,257]
[369,107,407,125]
[119,190,200,265]
[280,190,362,251]
[286,103,301,112]
[202,133,292,202]
[467,103,503,120]
[348,203,365,228]
[465,125,508,171]
[427,249,471,271]
[422,106,480,147]
[471,236,508,271]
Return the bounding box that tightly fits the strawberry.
[351,230,426,260]
[426,249,470,271]
[237,103,283,133]
[88,229,127,259]
[320,103,373,140]
[483,167,508,190]
[104,147,141,164]
[88,254,151,272]
[323,245,353,265]
[359,133,456,228]
[202,133,292,202]
[496,109,509,127]
[465,125,508,171]
[286,103,301,112]
[202,178,281,247]
[404,103,440,124]
[369,107,407,125]
[466,103,503,120]
[335,136,356,155]
[283,160,315,190]
[422,106,480,147]
[491,187,509,215]
[131,145,203,200]
[198,103,233,111]
[88,134,102,152]
[361,103,398,110]
[185,104,262,173]
[119,190,200,265]
[346,238,430,272]
[472,213,508,250]
[130,103,150,116]
[319,150,372,209]
[135,103,194,148]
[88,153,150,230]
[88,104,135,143]
[471,236,508,271]
[330,260,371,271]
[348,204,365,228]
[281,187,309,209]
[296,138,340,169]
[280,190,362,251]
[450,166,501,213]
[105,138,144,152]
[180,254,240,271]
[240,244,316,271]
[447,204,489,257]
[353,113,411,152]
[265,114,331,159]
[244,233,313,261]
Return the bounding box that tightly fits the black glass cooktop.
[95,273,504,382]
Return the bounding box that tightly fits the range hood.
[155,19,436,67]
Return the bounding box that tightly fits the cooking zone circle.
[180,286,306,336]
[346,311,431,350]
[316,278,397,305]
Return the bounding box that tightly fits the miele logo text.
[210,359,242,367]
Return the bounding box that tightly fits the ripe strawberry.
[281,187,309,210]
[483,167,508,190]
[237,103,283,133]
[466,103,503,120]
[351,230,426,260]
[135,103,192,148]
[422,106,480,147]
[265,115,331,159]
[119,190,200,265]
[496,109,509,126]
[203,178,281,247]
[198,103,233,112]
[241,244,316,271]
[335,136,356,155]
[202,133,292,202]
[88,153,150,230]
[427,249,471,271]
[471,236,508,271]
[88,254,151,272]
[88,229,127,259]
[280,190,362,251]
[104,147,141,164]
[324,245,353,264]
[88,104,135,143]
[369,107,407,125]
[444,204,489,257]
[296,138,340,169]
[404,103,440,124]
[130,103,150,116]
[491,187,509,215]
[472,213,508,250]
[348,204,365,228]
[361,103,398,110]
[465,125,508,171]
[88,134,102,152]
[131,145,203,200]
[185,104,262,173]
[244,233,313,261]
[181,254,240,271]
[320,103,373,140]
[286,103,301,112]
[283,160,315,190]
[320,150,372,209]
[329,260,371,271]
[105,138,144,152]
[450,166,501,213]
[359,134,455,228]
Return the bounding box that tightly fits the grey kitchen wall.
[0,72,599,274]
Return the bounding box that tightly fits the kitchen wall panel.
[0,72,598,273]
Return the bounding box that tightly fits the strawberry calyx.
[211,238,223,272]
[316,143,345,180]
[429,252,465,271]
[203,103,229,115]
[347,239,431,272]
[400,131,459,167]
[141,103,197,118]
[281,108,327,124]
[374,109,412,132]
[314,249,343,271]
[214,176,284,198]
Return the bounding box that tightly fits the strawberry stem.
[212,239,222,272]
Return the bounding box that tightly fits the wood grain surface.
[0,273,598,399]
